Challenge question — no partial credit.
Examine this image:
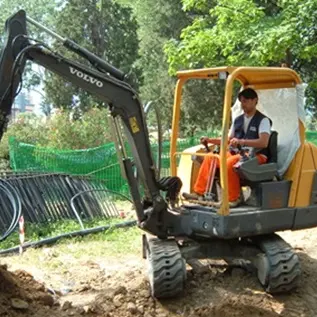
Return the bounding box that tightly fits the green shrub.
[0,107,113,160]
[46,108,112,149]
[0,113,48,159]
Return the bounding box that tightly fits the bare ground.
[1,227,317,317]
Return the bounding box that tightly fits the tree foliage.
[164,0,317,118]
[130,0,226,135]
[43,0,140,111]
[0,107,112,159]
[47,108,112,149]
[129,0,191,132]
[0,0,59,92]
[2,0,317,145]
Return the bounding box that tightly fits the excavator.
[1,10,317,299]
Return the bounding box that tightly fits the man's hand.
[200,136,209,145]
[230,138,244,147]
[200,137,221,146]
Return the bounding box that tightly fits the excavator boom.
[0,10,183,237]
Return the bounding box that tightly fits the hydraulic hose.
[144,101,162,179]
[0,179,22,242]
[70,188,134,230]
[0,219,137,255]
[0,182,138,255]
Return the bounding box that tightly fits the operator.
[183,88,272,207]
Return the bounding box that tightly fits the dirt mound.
[59,264,283,317]
[0,264,87,317]
[197,296,280,317]
[90,286,280,317]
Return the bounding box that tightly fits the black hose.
[70,189,134,230]
[144,101,162,179]
[71,189,134,229]
[0,219,137,255]
[0,179,22,242]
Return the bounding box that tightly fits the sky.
[30,89,44,115]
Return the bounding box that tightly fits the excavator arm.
[0,10,184,238]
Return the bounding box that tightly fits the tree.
[130,0,192,133]
[43,0,140,111]
[164,0,317,116]
[130,0,229,136]
[0,0,60,91]
[46,108,112,149]
[0,107,113,160]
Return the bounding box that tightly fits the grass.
[0,200,136,250]
[0,199,144,281]
[0,215,140,252]
[0,216,143,279]
[0,223,143,288]
[54,225,142,258]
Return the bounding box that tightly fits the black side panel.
[259,180,291,209]
[310,171,317,205]
[178,207,296,239]
[220,208,296,238]
[267,130,278,163]
[293,205,317,230]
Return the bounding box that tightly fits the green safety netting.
[8,136,197,195]
[9,132,317,196]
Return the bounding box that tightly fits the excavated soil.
[2,228,317,316]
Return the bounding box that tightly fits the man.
[183,88,272,207]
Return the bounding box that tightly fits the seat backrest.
[267,130,278,163]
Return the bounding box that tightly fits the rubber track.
[253,234,301,293]
[147,238,186,298]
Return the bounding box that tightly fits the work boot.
[182,192,203,200]
[244,190,258,207]
[229,197,241,208]
[212,196,241,208]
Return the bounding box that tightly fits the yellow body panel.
[283,121,307,207]
[177,145,203,194]
[290,142,317,207]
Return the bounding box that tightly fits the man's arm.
[241,132,270,148]
[231,118,271,148]
[202,123,234,145]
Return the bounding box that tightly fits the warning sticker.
[129,116,140,133]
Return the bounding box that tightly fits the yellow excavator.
[1,10,317,299]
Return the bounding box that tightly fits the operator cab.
[170,66,306,212]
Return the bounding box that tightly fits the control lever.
[202,139,210,153]
[237,144,249,162]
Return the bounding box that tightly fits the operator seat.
[236,131,278,182]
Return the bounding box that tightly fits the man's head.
[238,88,258,115]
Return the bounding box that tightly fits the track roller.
[252,234,301,293]
[144,236,187,299]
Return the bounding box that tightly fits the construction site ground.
[1,221,317,317]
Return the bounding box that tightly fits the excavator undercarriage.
[143,233,301,298]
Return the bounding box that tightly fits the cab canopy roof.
[176,66,301,90]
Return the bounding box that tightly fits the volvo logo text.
[69,67,103,88]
